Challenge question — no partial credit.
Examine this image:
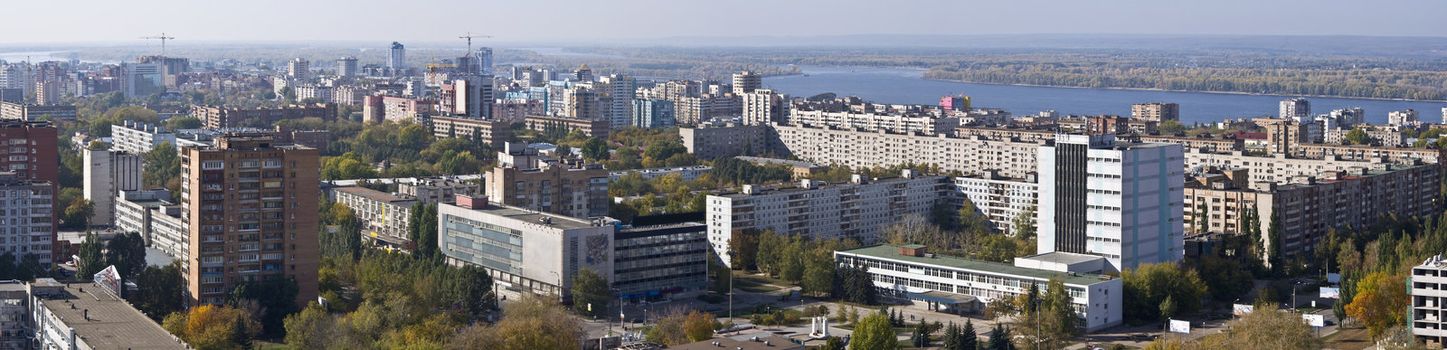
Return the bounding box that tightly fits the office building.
[389,42,407,70]
[1391,109,1422,127]
[1037,134,1184,273]
[337,57,359,77]
[121,62,164,99]
[28,278,189,350]
[194,103,336,128]
[0,120,57,264]
[397,176,482,204]
[631,99,676,128]
[836,245,1123,332]
[954,174,1038,236]
[476,47,494,75]
[439,195,614,300]
[741,89,786,125]
[678,123,772,159]
[83,147,143,226]
[181,132,320,306]
[0,173,54,268]
[333,186,417,251]
[707,171,950,267]
[1280,98,1310,120]
[486,143,609,218]
[1131,102,1179,122]
[0,102,77,121]
[614,214,710,300]
[731,71,761,95]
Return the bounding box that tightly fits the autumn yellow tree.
[161,305,261,350]
[1346,271,1408,341]
[682,311,717,342]
[444,294,583,350]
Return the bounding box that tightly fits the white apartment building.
[603,74,636,128]
[438,196,615,300]
[953,175,1038,236]
[836,245,1123,332]
[706,171,949,267]
[1037,134,1184,273]
[115,189,188,263]
[741,89,786,125]
[396,176,482,204]
[294,84,331,103]
[787,109,957,135]
[1185,149,1402,185]
[1413,255,1447,346]
[1391,109,1422,127]
[773,123,1042,179]
[1280,98,1310,120]
[333,186,417,250]
[82,147,142,226]
[111,121,178,154]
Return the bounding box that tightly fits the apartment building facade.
[333,186,417,250]
[485,143,609,218]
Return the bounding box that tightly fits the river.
[763,66,1447,125]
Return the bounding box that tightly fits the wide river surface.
[763,66,1447,125]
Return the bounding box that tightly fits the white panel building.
[1413,255,1447,346]
[1037,134,1184,273]
[953,174,1037,236]
[438,195,615,301]
[83,147,143,226]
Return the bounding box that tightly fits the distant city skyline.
[1,0,1445,44]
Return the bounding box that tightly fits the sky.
[1,0,1445,44]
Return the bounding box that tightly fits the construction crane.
[140,32,176,56]
[458,32,493,56]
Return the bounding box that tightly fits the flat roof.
[447,202,598,230]
[671,335,803,350]
[837,245,1113,286]
[1018,251,1106,265]
[334,186,417,204]
[35,283,188,349]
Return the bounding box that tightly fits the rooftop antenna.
[140,32,176,56]
[458,32,493,56]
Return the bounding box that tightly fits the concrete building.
[0,120,57,265]
[1324,126,1406,147]
[1131,102,1179,122]
[1280,98,1310,120]
[523,115,610,138]
[609,166,712,182]
[430,116,513,149]
[1037,134,1184,273]
[773,123,1043,179]
[397,176,482,204]
[679,123,772,160]
[1391,109,1422,127]
[446,76,494,119]
[287,58,310,80]
[337,57,359,78]
[733,156,827,179]
[334,186,417,251]
[0,102,77,121]
[111,121,178,154]
[1185,148,1418,185]
[788,105,956,135]
[741,89,786,126]
[953,174,1038,236]
[364,95,436,124]
[121,62,164,99]
[115,189,185,258]
[486,143,609,218]
[674,95,741,125]
[389,42,407,70]
[0,281,24,349]
[28,279,189,350]
[603,75,636,128]
[194,104,335,129]
[614,214,709,300]
[707,171,950,267]
[1413,255,1447,346]
[181,132,320,306]
[732,71,761,95]
[0,173,54,268]
[836,245,1123,332]
[563,87,602,121]
[632,99,676,129]
[438,195,614,300]
[293,85,331,103]
[82,147,143,226]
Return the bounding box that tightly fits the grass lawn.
[732,273,786,293]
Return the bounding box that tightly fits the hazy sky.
[2,0,1445,44]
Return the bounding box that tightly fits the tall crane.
[458,32,493,56]
[140,33,176,56]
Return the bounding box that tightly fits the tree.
[801,254,835,297]
[755,230,784,275]
[1041,279,1080,347]
[647,310,692,345]
[911,320,934,347]
[581,137,610,160]
[104,232,147,279]
[851,312,900,350]
[1195,257,1254,302]
[822,336,847,350]
[131,262,185,320]
[1343,127,1373,145]
[61,199,93,230]
[407,203,439,260]
[1122,262,1209,323]
[959,319,979,350]
[1346,271,1409,341]
[321,202,363,261]
[162,305,262,350]
[834,264,878,305]
[682,311,716,342]
[13,254,41,281]
[446,294,584,350]
[571,268,613,319]
[143,142,181,189]
[283,303,334,349]
[227,278,300,338]
[729,230,760,270]
[1012,205,1037,239]
[76,232,106,277]
[986,323,1013,350]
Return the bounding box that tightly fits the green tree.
[1343,127,1373,145]
[755,230,784,275]
[61,199,93,230]
[801,253,835,297]
[104,232,147,279]
[822,336,847,350]
[283,303,334,349]
[986,323,1013,350]
[1122,262,1209,323]
[581,137,610,160]
[407,203,439,259]
[1012,205,1037,239]
[851,312,900,350]
[911,320,934,347]
[959,319,979,350]
[143,142,181,189]
[728,229,760,271]
[571,268,613,319]
[320,202,363,260]
[682,311,716,342]
[131,262,185,320]
[77,232,106,277]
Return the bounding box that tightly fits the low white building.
[438,195,615,300]
[836,245,1123,332]
[334,186,417,250]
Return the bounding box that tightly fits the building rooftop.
[335,186,418,204]
[734,156,822,169]
[670,335,803,350]
[1019,251,1106,266]
[34,282,188,349]
[448,201,601,230]
[838,245,1114,286]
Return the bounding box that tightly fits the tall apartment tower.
[732,71,761,95]
[485,143,609,218]
[564,87,602,121]
[1130,102,1179,122]
[741,89,786,125]
[604,74,637,129]
[181,133,320,306]
[82,147,143,226]
[286,58,310,80]
[452,76,495,119]
[477,47,494,75]
[0,120,57,264]
[1037,134,1184,273]
[336,57,359,77]
[388,42,407,70]
[1279,98,1310,120]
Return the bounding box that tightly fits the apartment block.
[773,123,1042,179]
[741,89,785,125]
[0,102,77,121]
[0,120,57,264]
[397,176,483,204]
[953,174,1038,236]
[485,143,609,218]
[523,115,610,138]
[115,189,187,262]
[82,147,142,226]
[0,173,54,268]
[706,171,950,267]
[111,121,179,154]
[181,132,319,306]
[788,105,956,134]
[1037,134,1184,273]
[430,115,514,149]
[679,123,772,160]
[333,186,417,250]
[1413,255,1447,346]
[193,103,336,128]
[438,196,614,300]
[1130,102,1179,122]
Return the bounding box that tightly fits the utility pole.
[140,33,176,56]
